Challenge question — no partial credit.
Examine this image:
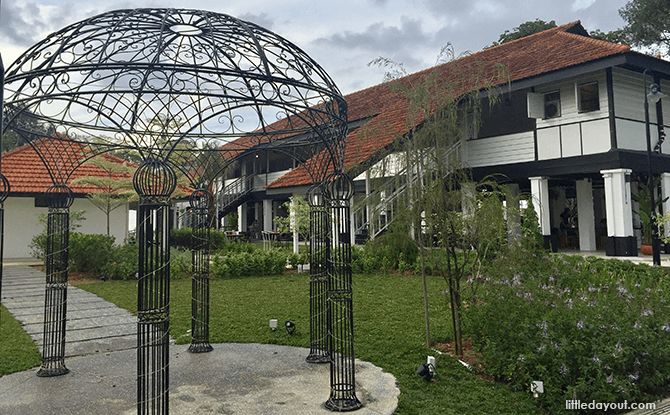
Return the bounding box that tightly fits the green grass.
[81,273,542,415]
[0,305,41,376]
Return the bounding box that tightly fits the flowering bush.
[466,248,670,414]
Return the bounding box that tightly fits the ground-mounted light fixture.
[285,320,296,335]
[416,362,436,382]
[270,319,278,331]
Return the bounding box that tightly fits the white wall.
[464,131,535,168]
[3,196,129,259]
[613,67,666,152]
[535,70,611,160]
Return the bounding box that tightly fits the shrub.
[170,227,228,251]
[211,249,287,278]
[351,233,420,275]
[210,229,227,250]
[100,240,138,280]
[465,248,670,414]
[29,210,86,261]
[170,248,192,279]
[68,232,116,273]
[287,251,308,269]
[170,227,192,249]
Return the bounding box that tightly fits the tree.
[489,19,556,47]
[620,0,670,58]
[2,110,55,152]
[589,28,630,45]
[275,196,311,241]
[71,156,137,236]
[369,53,512,356]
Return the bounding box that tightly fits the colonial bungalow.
[1,138,133,258]
[215,21,670,257]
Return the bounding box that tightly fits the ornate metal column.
[0,175,7,332]
[37,184,74,377]
[134,160,176,415]
[323,173,362,411]
[306,184,329,364]
[188,188,213,353]
[0,52,8,333]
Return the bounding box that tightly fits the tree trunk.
[420,248,431,349]
[448,275,463,357]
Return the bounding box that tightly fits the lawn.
[80,272,542,415]
[0,305,41,376]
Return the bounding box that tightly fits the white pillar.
[238,203,247,232]
[262,199,273,232]
[530,176,551,242]
[601,168,636,256]
[576,178,597,251]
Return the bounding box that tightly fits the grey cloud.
[0,1,51,46]
[237,12,275,30]
[313,16,436,56]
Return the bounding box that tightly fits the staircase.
[352,142,462,242]
[217,175,255,218]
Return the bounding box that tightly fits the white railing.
[352,141,462,241]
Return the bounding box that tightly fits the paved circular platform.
[0,343,399,415]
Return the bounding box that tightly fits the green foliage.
[490,19,557,47]
[632,177,668,245]
[99,240,138,281]
[29,211,86,261]
[68,232,116,273]
[521,198,544,250]
[287,251,308,269]
[620,0,670,58]
[170,227,193,249]
[2,110,55,152]
[590,29,630,45]
[351,233,420,275]
[274,196,311,241]
[71,156,137,236]
[211,249,288,278]
[170,248,192,280]
[170,227,228,250]
[466,250,670,414]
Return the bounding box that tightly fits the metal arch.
[3,8,348,175]
[2,8,355,414]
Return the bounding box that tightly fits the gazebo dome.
[3,8,347,175]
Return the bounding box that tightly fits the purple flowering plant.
[465,247,670,414]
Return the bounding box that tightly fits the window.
[544,91,561,119]
[578,82,599,112]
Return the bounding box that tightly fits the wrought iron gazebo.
[2,8,361,413]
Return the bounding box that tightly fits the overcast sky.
[1,0,631,95]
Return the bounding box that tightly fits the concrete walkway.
[0,259,399,414]
[2,258,136,356]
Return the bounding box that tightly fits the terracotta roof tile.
[2,138,136,194]
[267,21,632,189]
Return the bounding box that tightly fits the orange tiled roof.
[1,138,136,194]
[266,21,630,189]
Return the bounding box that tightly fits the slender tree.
[71,156,137,236]
[367,53,512,356]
